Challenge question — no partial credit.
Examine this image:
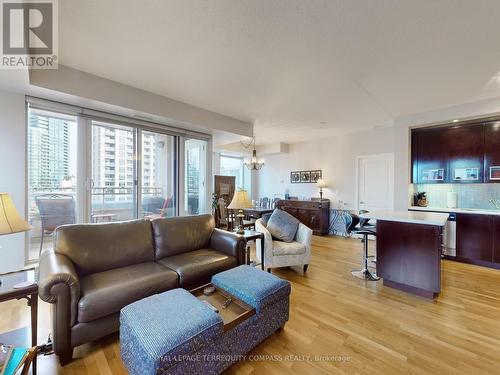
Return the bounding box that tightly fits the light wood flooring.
[2,235,500,374]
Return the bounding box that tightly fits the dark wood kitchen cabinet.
[445,125,484,183]
[493,216,500,263]
[412,128,448,183]
[484,121,500,182]
[275,199,330,235]
[411,122,486,183]
[456,213,493,264]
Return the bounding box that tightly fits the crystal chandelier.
[243,137,264,170]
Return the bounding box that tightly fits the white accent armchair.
[255,218,313,273]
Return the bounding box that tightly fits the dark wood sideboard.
[275,199,330,235]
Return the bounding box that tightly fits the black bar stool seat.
[349,213,380,281]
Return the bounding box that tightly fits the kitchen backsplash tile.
[413,184,500,209]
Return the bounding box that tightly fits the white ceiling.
[58,0,500,144]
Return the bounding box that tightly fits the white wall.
[257,96,500,212]
[0,90,26,273]
[256,126,410,210]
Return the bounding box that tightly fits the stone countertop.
[408,206,500,216]
[360,210,449,226]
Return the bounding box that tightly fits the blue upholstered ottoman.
[120,265,291,375]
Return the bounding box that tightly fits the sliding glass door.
[27,108,79,261]
[27,100,211,261]
[184,138,207,215]
[140,130,177,218]
[90,121,137,222]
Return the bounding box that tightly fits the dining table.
[243,207,274,219]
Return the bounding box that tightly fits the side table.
[235,229,265,270]
[0,268,38,374]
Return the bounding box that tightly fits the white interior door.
[356,153,394,211]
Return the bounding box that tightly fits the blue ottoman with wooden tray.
[120,265,291,374]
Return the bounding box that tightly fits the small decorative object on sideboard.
[316,178,326,201]
[412,192,428,207]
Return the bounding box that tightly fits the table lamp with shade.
[316,178,326,201]
[227,189,253,234]
[0,193,31,286]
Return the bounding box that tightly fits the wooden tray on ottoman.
[190,283,255,332]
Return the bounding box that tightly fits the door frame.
[354,153,395,212]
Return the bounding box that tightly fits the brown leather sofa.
[38,214,245,365]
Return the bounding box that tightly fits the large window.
[90,121,137,221]
[220,154,251,193]
[184,138,207,215]
[26,101,210,261]
[27,109,79,261]
[141,130,177,218]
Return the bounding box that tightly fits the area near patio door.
[26,102,209,262]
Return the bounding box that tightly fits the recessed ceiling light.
[320,121,327,125]
[452,119,459,123]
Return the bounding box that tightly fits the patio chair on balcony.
[36,194,76,256]
[143,195,174,219]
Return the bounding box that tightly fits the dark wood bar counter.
[360,210,449,299]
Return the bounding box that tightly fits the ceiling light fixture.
[241,137,264,171]
[452,119,459,123]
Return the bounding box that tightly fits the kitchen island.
[360,210,449,299]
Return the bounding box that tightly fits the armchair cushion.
[260,212,272,226]
[272,241,307,256]
[78,262,178,323]
[266,209,300,243]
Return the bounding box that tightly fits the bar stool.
[347,212,380,281]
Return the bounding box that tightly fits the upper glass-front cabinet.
[412,123,489,183]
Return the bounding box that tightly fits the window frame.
[25,97,212,264]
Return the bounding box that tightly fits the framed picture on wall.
[310,170,322,183]
[300,171,311,183]
[290,171,300,183]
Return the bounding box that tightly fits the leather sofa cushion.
[152,215,215,259]
[272,240,307,256]
[158,249,236,287]
[78,262,178,323]
[54,219,155,276]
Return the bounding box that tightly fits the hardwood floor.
[2,235,500,374]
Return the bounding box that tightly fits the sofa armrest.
[39,249,80,327]
[209,228,247,265]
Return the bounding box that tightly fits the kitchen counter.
[360,210,449,226]
[362,210,446,299]
[408,206,500,216]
